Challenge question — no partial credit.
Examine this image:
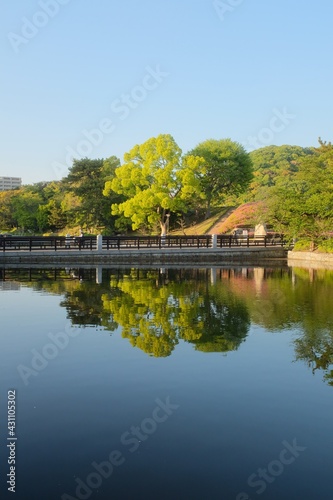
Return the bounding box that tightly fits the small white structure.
[254,223,267,236]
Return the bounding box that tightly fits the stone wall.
[288,251,333,269]
[0,247,287,265]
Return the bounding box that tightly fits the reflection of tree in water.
[227,266,333,386]
[283,269,333,386]
[294,329,333,386]
[6,266,333,379]
[59,270,119,331]
[191,292,250,353]
[102,269,250,357]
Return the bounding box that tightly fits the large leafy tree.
[104,134,203,235]
[63,156,121,232]
[188,138,253,216]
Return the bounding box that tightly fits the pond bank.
[0,247,287,265]
[288,251,333,269]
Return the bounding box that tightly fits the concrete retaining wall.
[0,247,287,265]
[288,251,333,269]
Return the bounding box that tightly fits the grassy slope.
[170,202,264,235]
[170,207,231,235]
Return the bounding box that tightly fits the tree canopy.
[63,156,121,232]
[265,140,333,246]
[188,138,253,214]
[104,134,203,235]
[247,144,313,201]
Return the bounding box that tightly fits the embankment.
[288,251,333,269]
[0,247,287,266]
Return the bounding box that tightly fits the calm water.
[0,265,333,500]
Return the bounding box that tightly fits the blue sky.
[1,0,332,184]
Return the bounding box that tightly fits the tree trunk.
[160,221,167,236]
[204,199,211,220]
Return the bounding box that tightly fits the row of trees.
[7,266,333,385]
[0,135,253,235]
[264,140,333,249]
[0,156,122,234]
[1,134,332,247]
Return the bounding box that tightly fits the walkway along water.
[0,234,288,265]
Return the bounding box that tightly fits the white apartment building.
[0,177,22,191]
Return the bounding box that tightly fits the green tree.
[104,134,203,235]
[11,189,43,232]
[0,190,16,230]
[188,138,253,216]
[266,140,333,245]
[246,145,313,202]
[63,156,121,232]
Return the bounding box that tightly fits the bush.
[318,239,333,253]
[293,239,313,251]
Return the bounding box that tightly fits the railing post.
[211,234,217,249]
[247,235,249,247]
[264,236,267,247]
[229,235,232,248]
[97,234,103,253]
[54,238,57,251]
[29,238,32,252]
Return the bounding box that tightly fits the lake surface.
[0,265,332,500]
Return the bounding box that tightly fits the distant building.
[0,177,22,191]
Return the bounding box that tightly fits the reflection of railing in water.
[0,267,98,282]
[0,234,287,252]
[0,266,291,286]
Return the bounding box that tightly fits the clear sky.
[1,0,332,184]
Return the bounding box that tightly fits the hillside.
[170,207,231,235]
[212,202,265,234]
[171,202,265,235]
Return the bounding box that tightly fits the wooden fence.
[0,234,286,252]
